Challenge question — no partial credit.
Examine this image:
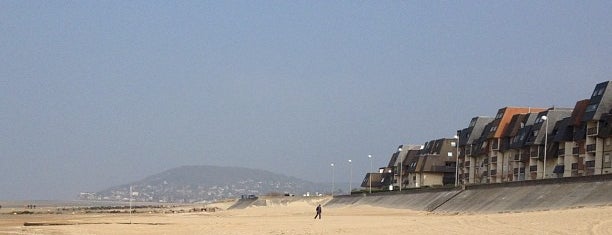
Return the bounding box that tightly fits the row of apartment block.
[362,81,612,190]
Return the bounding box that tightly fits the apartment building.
[471,107,546,184]
[501,112,540,181]
[523,109,573,179]
[457,116,494,184]
[409,138,458,188]
[362,81,612,190]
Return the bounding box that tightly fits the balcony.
[587,126,599,136]
[491,140,499,150]
[513,167,525,174]
[571,163,578,170]
[585,160,596,168]
[572,147,579,155]
[587,144,596,153]
[431,166,455,172]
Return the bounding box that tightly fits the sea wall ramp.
[326,175,612,213]
[326,189,462,212]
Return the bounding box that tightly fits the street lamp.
[348,159,352,194]
[398,147,403,191]
[368,155,372,194]
[454,134,460,187]
[541,115,549,179]
[330,163,335,196]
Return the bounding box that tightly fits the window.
[448,152,453,157]
[495,112,503,119]
[593,88,605,97]
[586,104,598,112]
[451,141,457,147]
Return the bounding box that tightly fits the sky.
[1,1,611,200]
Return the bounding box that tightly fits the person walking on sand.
[314,204,322,219]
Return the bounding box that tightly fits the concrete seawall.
[326,175,612,213]
[327,189,462,212]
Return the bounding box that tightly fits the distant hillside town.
[79,166,330,203]
[363,81,612,191]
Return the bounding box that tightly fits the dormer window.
[592,88,605,97]
[495,112,503,119]
[586,104,598,112]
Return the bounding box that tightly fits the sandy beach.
[1,198,611,235]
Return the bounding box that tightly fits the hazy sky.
[1,1,611,200]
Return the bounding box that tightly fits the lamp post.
[330,163,335,196]
[398,147,403,191]
[454,134,460,187]
[348,159,352,194]
[129,185,133,224]
[541,115,549,179]
[368,155,372,194]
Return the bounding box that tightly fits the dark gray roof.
[582,81,612,121]
[503,113,536,149]
[551,117,573,142]
[457,116,494,146]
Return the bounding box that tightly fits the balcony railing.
[585,160,596,168]
[587,144,596,153]
[431,166,455,172]
[513,168,525,174]
[587,126,598,136]
[586,168,595,176]
[491,140,499,150]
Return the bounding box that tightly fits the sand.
[1,200,611,235]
